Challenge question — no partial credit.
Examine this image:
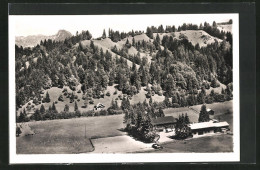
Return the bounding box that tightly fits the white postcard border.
[9,14,239,163]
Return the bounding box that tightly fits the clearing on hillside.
[153,30,223,47]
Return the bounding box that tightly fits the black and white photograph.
[9,13,240,163]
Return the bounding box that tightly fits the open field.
[164,107,199,123]
[164,100,233,124]
[17,114,125,154]
[140,134,233,153]
[17,100,233,154]
[91,135,153,153]
[191,100,233,131]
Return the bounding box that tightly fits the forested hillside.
[15,21,233,122]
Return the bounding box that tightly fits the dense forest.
[15,21,233,123]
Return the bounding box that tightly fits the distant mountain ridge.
[16,30,72,48]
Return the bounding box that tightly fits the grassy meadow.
[17,100,233,154]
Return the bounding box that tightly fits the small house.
[207,108,214,115]
[151,116,177,132]
[93,103,105,111]
[189,120,229,138]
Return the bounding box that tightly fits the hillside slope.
[79,39,140,68]
[153,30,223,47]
[217,24,232,33]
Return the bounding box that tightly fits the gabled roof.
[151,116,176,126]
[189,120,229,130]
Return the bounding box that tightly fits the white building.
[189,120,229,138]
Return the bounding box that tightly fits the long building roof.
[189,120,229,130]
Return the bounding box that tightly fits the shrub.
[77,89,81,93]
[205,96,214,104]
[58,95,64,101]
[55,101,58,104]
[82,110,94,117]
[95,111,100,117]
[193,89,198,95]
[211,79,220,88]
[142,131,156,143]
[33,99,38,105]
[77,99,80,102]
[107,108,123,115]
[62,88,68,93]
[75,110,81,117]
[172,103,180,108]
[16,126,22,137]
[114,90,118,95]
[106,91,111,96]
[89,100,94,104]
[69,86,76,91]
[99,110,108,116]
[214,93,225,102]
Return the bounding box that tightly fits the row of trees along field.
[15,21,233,122]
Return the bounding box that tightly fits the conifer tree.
[34,109,41,121]
[18,109,26,122]
[64,104,69,112]
[52,102,58,113]
[175,113,191,139]
[40,104,45,114]
[132,37,135,46]
[149,97,153,106]
[146,27,153,39]
[45,91,51,103]
[102,29,106,39]
[198,104,210,122]
[158,107,165,117]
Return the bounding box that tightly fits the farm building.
[207,108,214,115]
[189,120,229,138]
[93,103,105,111]
[151,116,177,132]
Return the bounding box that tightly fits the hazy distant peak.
[15,30,72,48]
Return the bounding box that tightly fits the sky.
[12,14,233,38]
